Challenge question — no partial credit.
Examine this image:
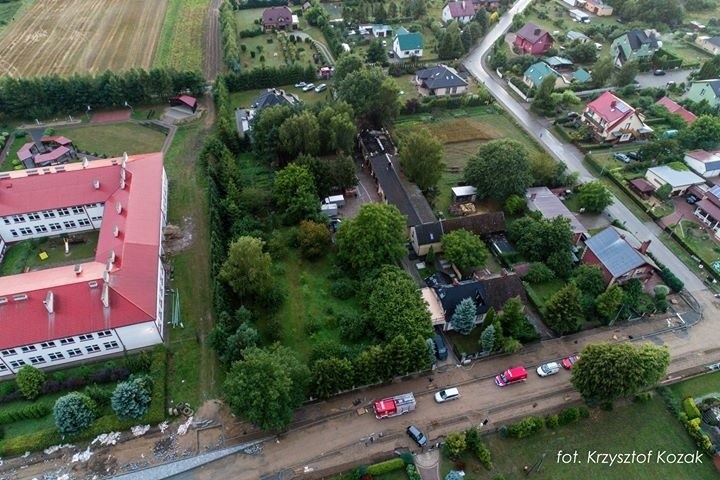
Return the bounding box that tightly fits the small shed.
[170,95,198,113]
[324,194,345,208]
[629,178,655,197]
[451,185,477,204]
[321,203,338,217]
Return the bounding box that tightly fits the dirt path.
[203,0,222,81]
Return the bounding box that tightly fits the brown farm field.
[0,0,168,77]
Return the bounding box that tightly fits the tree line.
[0,68,205,120]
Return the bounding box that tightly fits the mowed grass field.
[0,0,168,77]
[54,123,167,157]
[153,0,209,72]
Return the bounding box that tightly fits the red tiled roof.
[0,153,164,349]
[447,1,475,17]
[586,91,635,125]
[655,96,697,124]
[41,136,73,145]
[35,146,69,164]
[172,95,197,109]
[516,22,550,44]
[686,149,716,162]
[262,6,292,24]
[17,143,33,161]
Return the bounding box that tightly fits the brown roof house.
[409,212,506,256]
[262,6,298,31]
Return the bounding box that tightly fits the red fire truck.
[373,393,416,419]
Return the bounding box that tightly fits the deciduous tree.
[544,283,583,335]
[279,110,321,157]
[224,345,310,430]
[298,220,331,260]
[573,264,606,297]
[219,236,273,300]
[595,284,624,322]
[366,38,388,63]
[398,127,445,195]
[571,343,670,404]
[273,163,319,224]
[333,54,364,82]
[578,181,613,213]
[464,139,533,201]
[311,357,353,399]
[441,229,489,273]
[614,60,639,87]
[16,365,45,401]
[337,67,401,126]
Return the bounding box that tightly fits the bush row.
[0,403,51,425]
[682,396,701,420]
[366,458,405,475]
[502,407,590,438]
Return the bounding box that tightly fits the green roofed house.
[687,79,720,108]
[393,27,424,59]
[571,68,592,84]
[545,56,574,71]
[610,30,660,67]
[522,62,565,89]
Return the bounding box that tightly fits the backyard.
[54,123,167,158]
[395,106,546,215]
[229,84,331,108]
[673,219,720,268]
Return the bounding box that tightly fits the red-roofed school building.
[0,152,168,378]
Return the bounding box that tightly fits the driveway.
[634,69,693,88]
[462,3,705,293]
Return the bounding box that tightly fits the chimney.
[462,0,466,8]
[639,239,651,254]
[74,264,83,275]
[610,100,617,110]
[44,291,54,314]
[534,28,541,36]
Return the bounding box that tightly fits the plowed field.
[0,0,168,77]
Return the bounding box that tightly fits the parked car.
[627,151,640,160]
[613,152,630,163]
[434,387,461,403]
[653,69,666,76]
[536,362,561,377]
[566,111,580,119]
[407,425,428,447]
[562,354,579,369]
[294,81,307,88]
[315,83,327,93]
[302,83,316,92]
[495,366,528,386]
[434,334,448,361]
[686,194,699,204]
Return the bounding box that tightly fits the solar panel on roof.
[615,102,630,113]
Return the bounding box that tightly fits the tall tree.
[590,56,614,87]
[366,266,433,340]
[614,60,639,87]
[679,115,720,151]
[578,181,613,213]
[335,203,406,275]
[697,55,720,80]
[532,75,557,115]
[251,104,295,163]
[475,8,489,35]
[508,215,574,276]
[441,229,490,272]
[279,110,321,157]
[480,324,496,352]
[499,297,526,338]
[595,284,624,322]
[273,163,319,224]
[451,298,478,335]
[544,283,583,335]
[366,38,388,63]
[333,54,364,82]
[438,22,465,60]
[311,357,353,399]
[298,220,331,260]
[219,236,273,300]
[571,343,670,404]
[398,127,445,195]
[337,66,401,126]
[464,139,533,201]
[573,264,606,297]
[224,345,310,430]
[318,104,356,154]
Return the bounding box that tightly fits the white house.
[441,1,476,24]
[0,153,168,378]
[645,165,705,196]
[684,150,720,178]
[581,91,652,142]
[393,27,424,59]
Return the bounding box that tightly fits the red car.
[562,355,579,369]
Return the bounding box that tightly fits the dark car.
[653,69,666,76]
[407,425,428,447]
[686,194,699,204]
[434,334,448,361]
[627,151,640,160]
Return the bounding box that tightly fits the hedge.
[366,458,405,475]
[683,397,701,420]
[0,403,51,425]
[145,345,168,424]
[505,416,545,438]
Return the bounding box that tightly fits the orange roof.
[655,96,697,124]
[0,153,165,349]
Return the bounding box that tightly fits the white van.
[434,387,460,403]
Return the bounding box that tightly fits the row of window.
[3,342,119,369]
[8,218,94,238]
[0,331,114,357]
[2,206,96,224]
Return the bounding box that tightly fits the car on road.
[653,69,666,76]
[294,81,307,88]
[302,83,316,92]
[686,194,699,204]
[562,354,579,369]
[613,152,630,163]
[495,366,528,386]
[314,83,327,93]
[627,151,640,160]
[536,362,561,377]
[435,387,461,403]
[406,425,427,447]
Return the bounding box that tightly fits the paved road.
[462,3,705,293]
[635,69,693,88]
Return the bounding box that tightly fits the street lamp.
[124,101,133,113]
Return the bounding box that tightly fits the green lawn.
[1,134,29,171]
[651,200,675,219]
[674,220,720,266]
[53,123,166,158]
[163,122,220,406]
[267,247,362,362]
[669,371,720,399]
[658,230,710,282]
[0,232,99,276]
[0,0,31,36]
[524,279,565,309]
[472,396,718,479]
[229,84,331,108]
[446,328,483,356]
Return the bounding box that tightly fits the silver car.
[536,362,561,377]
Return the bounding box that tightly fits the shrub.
[0,403,52,425]
[506,416,544,438]
[578,406,590,418]
[84,384,112,408]
[634,392,652,403]
[338,312,368,341]
[406,464,422,480]
[682,397,701,420]
[331,278,356,300]
[657,386,681,415]
[443,431,467,458]
[124,352,152,373]
[545,414,559,428]
[558,407,581,425]
[475,441,493,470]
[366,458,405,475]
[111,376,152,420]
[16,366,46,401]
[660,266,684,292]
[298,220,331,260]
[524,262,555,283]
[54,392,96,435]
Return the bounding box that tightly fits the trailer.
[373,393,416,419]
[324,194,345,208]
[569,8,590,22]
